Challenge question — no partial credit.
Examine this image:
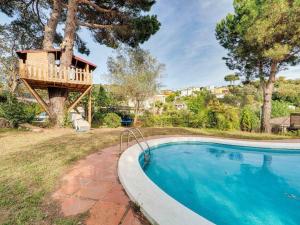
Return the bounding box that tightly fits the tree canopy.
[224,74,239,85]
[215,0,300,133]
[107,47,164,123]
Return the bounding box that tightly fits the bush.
[240,107,260,132]
[0,94,38,127]
[189,111,209,128]
[103,113,121,128]
[62,113,72,128]
[168,110,191,127]
[271,100,292,118]
[140,111,156,127]
[92,111,106,127]
[155,114,173,127]
[206,104,239,130]
[223,107,240,130]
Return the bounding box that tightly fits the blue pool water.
[141,142,300,225]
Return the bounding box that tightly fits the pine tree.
[216,0,300,133]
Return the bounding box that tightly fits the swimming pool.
[118,137,300,225]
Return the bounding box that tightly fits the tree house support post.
[67,85,92,113]
[88,87,92,126]
[21,79,51,116]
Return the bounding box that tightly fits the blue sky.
[1,0,299,89]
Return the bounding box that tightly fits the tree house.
[17,49,97,125]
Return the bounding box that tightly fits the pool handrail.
[120,128,151,166]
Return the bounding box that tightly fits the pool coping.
[118,136,300,225]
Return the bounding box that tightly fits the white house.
[127,94,167,111]
[180,87,202,97]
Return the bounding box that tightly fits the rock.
[0,118,11,128]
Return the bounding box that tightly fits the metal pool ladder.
[120,128,151,166]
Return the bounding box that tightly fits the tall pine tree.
[216,0,300,133]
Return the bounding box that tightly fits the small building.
[211,87,229,99]
[128,94,167,111]
[290,113,300,130]
[270,116,290,133]
[180,87,201,97]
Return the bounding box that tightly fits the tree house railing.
[19,63,93,85]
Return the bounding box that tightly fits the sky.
[1,0,299,89]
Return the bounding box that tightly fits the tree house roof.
[16,49,97,70]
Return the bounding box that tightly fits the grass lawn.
[0,127,298,225]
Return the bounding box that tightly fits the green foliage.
[0,94,38,127]
[107,47,164,118]
[62,114,72,128]
[189,111,210,128]
[240,107,260,132]
[165,94,176,103]
[224,74,239,85]
[273,79,300,106]
[222,84,262,107]
[271,101,292,118]
[206,100,240,130]
[140,110,193,128]
[168,110,192,127]
[92,85,119,126]
[140,111,156,127]
[216,0,300,80]
[85,3,161,48]
[216,0,300,132]
[103,113,121,128]
[187,90,214,114]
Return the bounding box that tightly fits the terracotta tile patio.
[52,145,143,225]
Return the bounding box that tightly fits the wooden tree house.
[17,49,97,125]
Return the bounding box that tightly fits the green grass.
[0,127,298,224]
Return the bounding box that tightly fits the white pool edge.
[118,137,300,225]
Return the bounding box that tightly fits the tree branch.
[77,0,122,15]
[77,21,127,29]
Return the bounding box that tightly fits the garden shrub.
[0,94,38,127]
[155,114,172,127]
[240,106,260,132]
[92,111,106,127]
[207,110,218,128]
[189,111,209,128]
[140,111,156,127]
[216,113,229,130]
[206,105,239,130]
[103,113,121,128]
[169,111,187,127]
[223,107,240,130]
[62,113,73,128]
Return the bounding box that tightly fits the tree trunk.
[261,62,277,133]
[60,0,77,68]
[48,87,69,126]
[46,0,77,126]
[133,100,140,126]
[42,0,65,126]
[43,0,62,50]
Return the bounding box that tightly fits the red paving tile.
[60,196,96,216]
[86,201,127,225]
[52,144,144,224]
[102,183,129,205]
[74,181,115,200]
